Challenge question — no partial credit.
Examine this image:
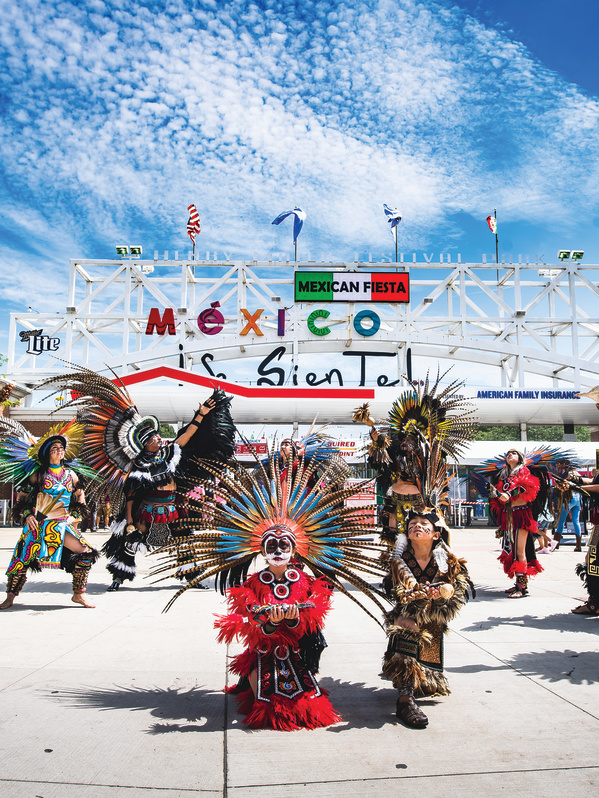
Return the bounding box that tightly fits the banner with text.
[295,271,410,303]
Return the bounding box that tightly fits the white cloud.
[0,0,598,321]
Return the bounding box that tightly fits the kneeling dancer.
[153,438,387,730]
[383,510,473,728]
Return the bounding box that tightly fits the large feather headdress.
[39,364,161,487]
[0,416,95,488]
[354,370,476,515]
[152,440,389,622]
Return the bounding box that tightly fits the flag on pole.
[187,204,201,243]
[272,207,306,242]
[383,204,402,241]
[486,214,497,234]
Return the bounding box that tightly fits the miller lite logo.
[19,329,60,356]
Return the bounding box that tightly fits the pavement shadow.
[460,612,597,634]
[45,684,225,734]
[508,648,599,685]
[448,649,598,685]
[317,677,421,731]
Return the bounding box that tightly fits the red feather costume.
[215,568,340,731]
[490,465,543,577]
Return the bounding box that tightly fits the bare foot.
[0,593,16,610]
[71,593,95,608]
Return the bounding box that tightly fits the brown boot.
[574,535,582,552]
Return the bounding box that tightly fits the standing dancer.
[475,447,565,598]
[39,367,235,591]
[0,419,99,609]
[355,373,476,728]
[383,510,473,728]
[152,441,388,731]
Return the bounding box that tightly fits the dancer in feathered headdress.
[0,417,100,610]
[39,365,235,591]
[354,371,475,559]
[474,446,571,598]
[152,440,387,731]
[353,371,475,729]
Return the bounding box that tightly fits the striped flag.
[187,204,201,243]
[486,214,497,234]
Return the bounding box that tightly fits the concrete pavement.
[0,526,597,798]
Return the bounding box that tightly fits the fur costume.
[383,541,473,696]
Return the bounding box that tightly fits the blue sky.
[1,0,599,352]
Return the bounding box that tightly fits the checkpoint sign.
[295,271,410,303]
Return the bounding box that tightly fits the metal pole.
[294,237,298,263]
[494,208,499,265]
[395,228,398,264]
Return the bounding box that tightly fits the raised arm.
[175,397,216,448]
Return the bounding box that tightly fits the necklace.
[259,567,301,599]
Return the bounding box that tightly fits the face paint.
[263,533,294,567]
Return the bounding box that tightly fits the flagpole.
[395,228,398,264]
[294,236,298,263]
[494,208,499,265]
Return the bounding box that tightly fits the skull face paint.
[262,533,295,567]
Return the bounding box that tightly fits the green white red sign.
[294,271,410,303]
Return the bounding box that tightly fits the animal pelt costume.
[39,366,235,587]
[383,526,473,697]
[152,439,388,730]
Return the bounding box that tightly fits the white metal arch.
[7,257,599,391]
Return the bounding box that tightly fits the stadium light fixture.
[116,245,129,256]
[557,250,571,261]
[571,250,584,261]
[130,245,143,257]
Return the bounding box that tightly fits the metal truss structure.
[7,257,599,390]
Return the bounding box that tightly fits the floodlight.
[130,245,143,257]
[557,250,570,261]
[571,250,584,261]
[141,264,154,274]
[515,310,526,317]
[116,245,129,256]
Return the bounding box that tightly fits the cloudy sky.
[1,0,599,352]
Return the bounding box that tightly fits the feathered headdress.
[354,370,476,515]
[0,416,95,488]
[152,440,388,622]
[472,445,579,521]
[474,446,579,483]
[39,364,160,487]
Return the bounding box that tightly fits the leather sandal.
[505,584,519,595]
[571,602,599,615]
[507,587,529,598]
[396,697,429,728]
